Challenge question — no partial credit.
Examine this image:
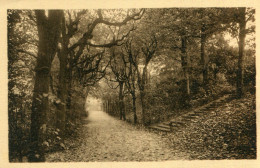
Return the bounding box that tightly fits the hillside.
[161,93,256,159]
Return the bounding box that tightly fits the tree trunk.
[186,45,191,96]
[237,7,246,98]
[106,100,108,113]
[56,48,67,138]
[65,61,73,128]
[132,92,137,124]
[180,36,190,94]
[49,74,55,94]
[201,25,209,93]
[140,89,146,125]
[119,82,126,120]
[56,14,69,138]
[83,87,90,113]
[29,10,62,162]
[108,98,111,114]
[139,65,148,125]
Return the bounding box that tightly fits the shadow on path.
[46,110,190,161]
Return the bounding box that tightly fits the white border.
[0,0,259,168]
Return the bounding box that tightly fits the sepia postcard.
[0,0,259,168]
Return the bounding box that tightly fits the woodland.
[8,8,255,162]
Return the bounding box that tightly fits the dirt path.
[46,110,189,161]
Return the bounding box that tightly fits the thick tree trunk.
[29,10,62,162]
[200,25,209,93]
[56,48,67,138]
[237,7,246,98]
[56,14,69,138]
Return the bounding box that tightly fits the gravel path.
[46,110,189,161]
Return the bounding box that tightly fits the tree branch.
[69,9,143,51]
[17,49,37,59]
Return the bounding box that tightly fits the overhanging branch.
[17,49,37,59]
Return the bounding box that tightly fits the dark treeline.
[8,8,255,162]
[101,8,255,125]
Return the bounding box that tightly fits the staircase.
[148,94,233,132]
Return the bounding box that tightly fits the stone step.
[149,125,171,132]
[157,124,171,129]
[148,94,233,133]
[161,121,181,128]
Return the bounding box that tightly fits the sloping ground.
[162,93,256,159]
[149,94,233,132]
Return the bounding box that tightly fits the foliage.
[8,10,37,161]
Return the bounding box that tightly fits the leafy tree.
[126,34,157,125]
[121,39,139,123]
[29,10,63,162]
[235,8,255,97]
[108,47,128,120]
[64,9,144,122]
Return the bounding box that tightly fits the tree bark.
[56,14,70,138]
[131,72,137,124]
[106,100,109,113]
[140,89,146,125]
[119,82,126,120]
[29,10,62,162]
[140,64,149,125]
[201,25,209,93]
[56,48,67,138]
[186,53,191,95]
[237,7,246,98]
[107,98,111,114]
[132,92,137,124]
[180,36,191,107]
[65,60,73,126]
[137,65,148,125]
[180,36,190,96]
